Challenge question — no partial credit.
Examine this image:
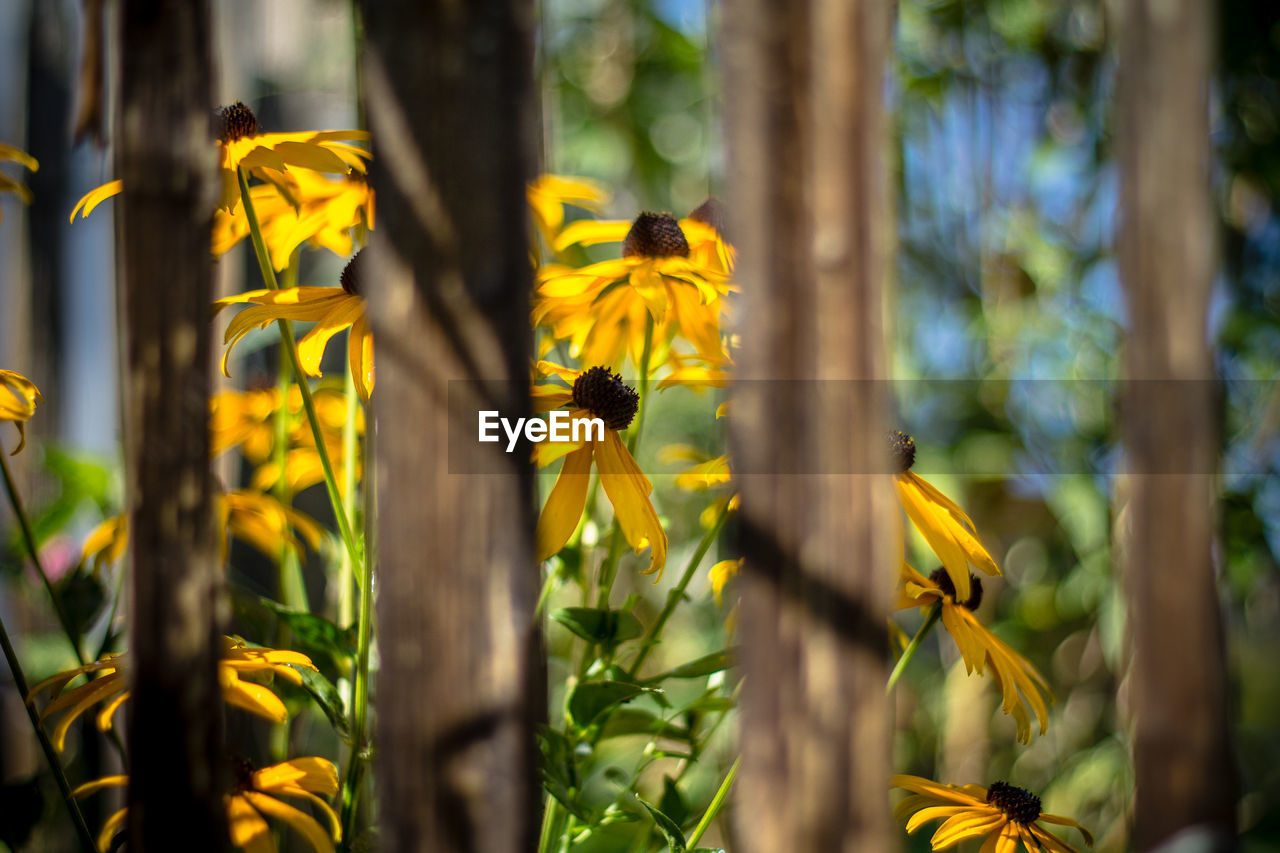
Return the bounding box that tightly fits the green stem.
[337,354,360,628]
[625,313,655,457]
[685,755,740,849]
[236,167,364,581]
[537,796,568,853]
[0,613,97,852]
[0,449,85,666]
[886,602,942,694]
[627,498,732,679]
[340,417,376,846]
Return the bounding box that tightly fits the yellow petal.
[219,669,287,723]
[596,430,667,578]
[241,790,337,852]
[70,180,123,222]
[535,444,594,561]
[227,794,277,853]
[253,757,340,798]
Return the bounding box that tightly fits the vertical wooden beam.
[724,0,895,850]
[362,1,539,850]
[117,0,224,849]
[1117,0,1235,848]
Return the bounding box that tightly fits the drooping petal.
[595,430,667,578]
[535,444,594,561]
[241,790,337,853]
[227,794,277,853]
[348,314,375,401]
[70,180,123,222]
[896,473,972,601]
[295,297,363,377]
[1037,813,1094,847]
[253,757,340,798]
[219,668,288,723]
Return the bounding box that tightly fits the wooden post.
[117,0,224,849]
[1117,0,1235,848]
[362,1,540,850]
[724,0,895,849]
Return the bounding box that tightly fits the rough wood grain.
[724,1,896,849]
[1117,0,1235,848]
[117,1,224,849]
[362,2,540,850]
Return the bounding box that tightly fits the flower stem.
[685,755,740,849]
[340,417,377,845]
[626,313,655,457]
[886,601,942,694]
[627,498,732,678]
[236,167,364,582]
[0,449,85,666]
[0,613,97,852]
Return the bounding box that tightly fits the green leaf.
[636,793,686,852]
[685,696,735,714]
[58,567,107,640]
[598,708,690,742]
[537,727,590,821]
[552,607,643,648]
[290,665,349,738]
[660,776,689,828]
[649,649,736,682]
[568,680,649,727]
[256,598,356,673]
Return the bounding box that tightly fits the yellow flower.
[892,431,1000,603]
[217,251,374,401]
[81,489,323,571]
[212,169,374,270]
[534,211,730,370]
[211,386,361,494]
[26,638,319,751]
[0,368,42,454]
[0,142,38,225]
[74,756,341,853]
[527,174,608,252]
[898,563,1053,743]
[892,774,1093,853]
[70,101,370,220]
[533,362,667,578]
[709,558,743,607]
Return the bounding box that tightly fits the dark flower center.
[622,212,690,259]
[929,567,983,610]
[986,781,1041,824]
[688,197,728,238]
[572,366,639,431]
[890,430,916,473]
[218,101,259,142]
[341,250,364,296]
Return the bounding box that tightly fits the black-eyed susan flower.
[892,431,1000,603]
[898,563,1053,743]
[0,368,42,454]
[212,169,374,270]
[217,250,374,401]
[75,756,341,853]
[70,101,371,220]
[26,638,319,751]
[527,174,608,253]
[211,386,361,494]
[0,142,37,225]
[533,362,667,578]
[534,211,731,370]
[892,774,1093,853]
